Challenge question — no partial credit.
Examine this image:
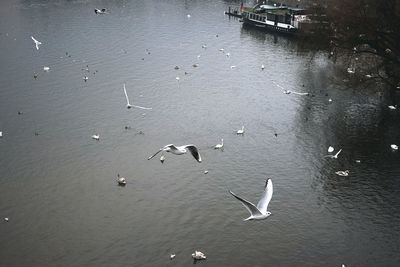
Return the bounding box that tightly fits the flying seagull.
[229,179,273,221]
[123,84,152,110]
[148,144,202,162]
[325,148,342,159]
[31,36,42,50]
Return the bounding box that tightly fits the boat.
[241,4,309,35]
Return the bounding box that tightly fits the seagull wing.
[184,145,201,162]
[123,84,130,105]
[148,149,163,160]
[291,91,309,96]
[256,179,273,214]
[229,190,262,217]
[131,104,152,110]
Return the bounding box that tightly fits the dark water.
[0,0,399,266]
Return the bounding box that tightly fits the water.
[0,0,399,266]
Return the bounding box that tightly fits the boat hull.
[242,18,298,35]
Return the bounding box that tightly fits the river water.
[0,0,399,266]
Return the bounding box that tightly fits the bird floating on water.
[148,144,202,162]
[31,36,42,50]
[123,84,152,110]
[226,52,230,57]
[336,170,349,176]
[83,76,88,82]
[347,67,355,74]
[236,126,244,135]
[230,179,273,221]
[94,8,106,14]
[215,138,224,149]
[328,146,334,153]
[193,64,199,67]
[160,153,165,164]
[388,105,397,110]
[219,48,224,52]
[170,254,176,260]
[91,134,99,140]
[0,131,2,137]
[230,65,236,69]
[391,144,398,150]
[192,251,206,260]
[117,174,126,185]
[325,148,342,159]
[261,64,265,70]
[43,66,50,71]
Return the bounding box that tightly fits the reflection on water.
[0,0,399,266]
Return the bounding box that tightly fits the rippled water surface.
[1,0,400,266]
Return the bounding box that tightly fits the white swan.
[123,84,152,110]
[229,179,273,221]
[148,144,202,162]
[236,126,244,135]
[215,138,224,149]
[31,36,42,50]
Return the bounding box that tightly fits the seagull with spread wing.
[123,84,152,110]
[148,144,202,162]
[31,36,42,50]
[325,148,342,159]
[229,179,273,221]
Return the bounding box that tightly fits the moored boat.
[241,4,309,35]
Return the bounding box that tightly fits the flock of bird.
[1,6,398,265]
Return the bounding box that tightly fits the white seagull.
[123,84,152,110]
[336,170,349,176]
[261,64,265,70]
[328,146,334,153]
[0,131,2,137]
[148,144,202,162]
[91,134,100,140]
[229,179,273,221]
[325,148,342,159]
[94,8,106,14]
[391,144,398,150]
[31,36,42,50]
[117,174,126,185]
[215,138,224,149]
[192,251,206,260]
[388,105,397,110]
[236,126,244,135]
